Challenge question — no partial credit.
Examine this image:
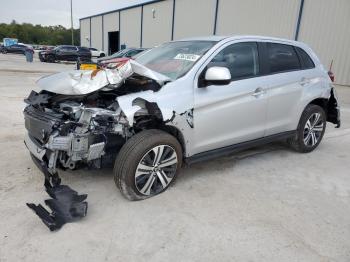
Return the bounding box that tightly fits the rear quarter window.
[295,47,315,69]
[267,43,301,74]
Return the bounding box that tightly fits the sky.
[0,0,153,29]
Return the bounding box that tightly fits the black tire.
[99,53,105,58]
[288,104,326,153]
[114,129,182,201]
[47,55,55,63]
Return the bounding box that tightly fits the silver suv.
[24,36,340,201]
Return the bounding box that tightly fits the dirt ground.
[0,54,349,262]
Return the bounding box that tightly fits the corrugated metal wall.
[80,0,350,85]
[91,16,103,50]
[216,0,299,39]
[103,12,119,52]
[80,18,90,47]
[173,0,216,39]
[298,0,350,86]
[142,1,173,48]
[120,7,142,47]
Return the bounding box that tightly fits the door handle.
[252,87,265,97]
[300,77,310,86]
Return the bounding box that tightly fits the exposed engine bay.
[24,60,176,230]
[24,71,167,175]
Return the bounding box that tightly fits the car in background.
[97,48,148,68]
[89,47,106,58]
[97,48,147,62]
[39,45,91,63]
[0,44,30,54]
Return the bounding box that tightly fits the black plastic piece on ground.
[27,156,88,231]
[27,183,88,231]
[30,154,61,187]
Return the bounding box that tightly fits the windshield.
[135,41,217,80]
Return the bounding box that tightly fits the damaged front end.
[24,60,172,230]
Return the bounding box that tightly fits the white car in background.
[89,47,106,58]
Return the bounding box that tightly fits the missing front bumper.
[25,135,88,231]
[27,183,88,231]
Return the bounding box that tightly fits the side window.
[210,42,259,80]
[67,47,77,52]
[295,47,315,69]
[267,43,301,73]
[58,47,67,52]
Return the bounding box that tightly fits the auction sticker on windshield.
[174,53,200,62]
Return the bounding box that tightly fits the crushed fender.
[27,183,88,231]
[36,59,171,95]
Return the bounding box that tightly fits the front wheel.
[114,129,182,201]
[47,55,55,63]
[288,104,326,153]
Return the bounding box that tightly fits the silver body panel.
[34,35,337,159]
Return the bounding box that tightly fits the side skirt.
[185,131,296,165]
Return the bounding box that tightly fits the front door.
[193,42,268,155]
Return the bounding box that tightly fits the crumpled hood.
[37,60,171,95]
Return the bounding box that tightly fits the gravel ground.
[0,54,349,262]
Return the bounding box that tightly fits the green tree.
[0,21,80,46]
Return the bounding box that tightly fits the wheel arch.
[133,115,187,160]
[306,89,339,126]
[308,97,328,112]
[159,125,187,159]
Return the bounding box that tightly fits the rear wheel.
[114,129,182,201]
[288,104,326,153]
[99,53,105,58]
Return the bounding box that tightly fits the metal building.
[80,0,350,85]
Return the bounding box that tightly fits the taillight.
[328,71,335,82]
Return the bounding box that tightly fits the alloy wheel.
[135,145,178,196]
[303,112,324,147]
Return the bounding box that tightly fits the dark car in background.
[1,44,29,54]
[97,48,148,68]
[39,45,91,63]
[97,48,146,62]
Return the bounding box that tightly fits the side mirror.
[203,66,231,86]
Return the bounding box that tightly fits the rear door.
[79,47,91,60]
[66,46,78,61]
[193,41,268,154]
[262,42,305,135]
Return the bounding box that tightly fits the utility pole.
[71,0,74,45]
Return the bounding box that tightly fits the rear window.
[296,47,315,69]
[267,43,301,74]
